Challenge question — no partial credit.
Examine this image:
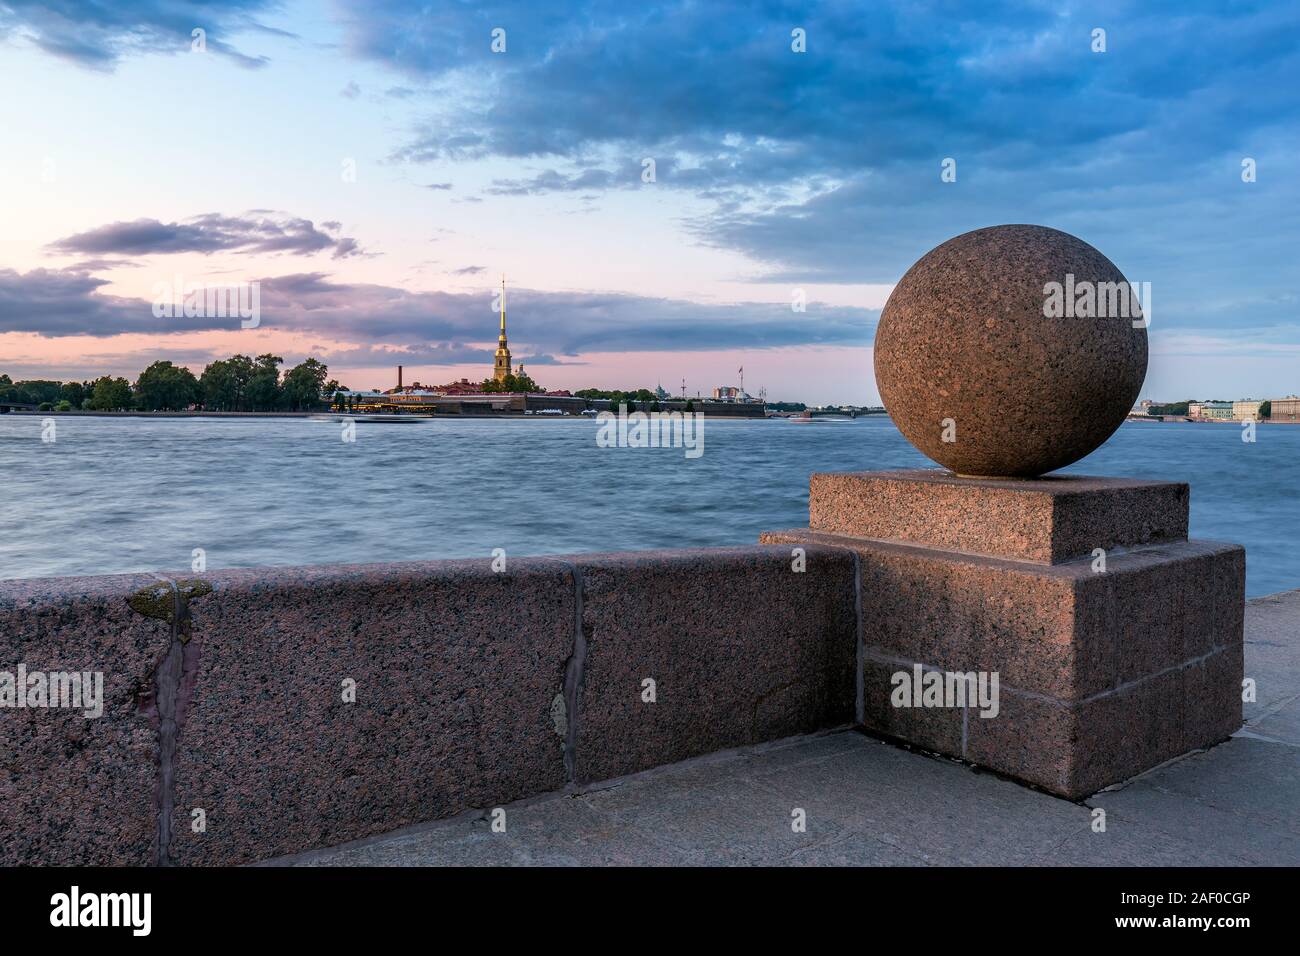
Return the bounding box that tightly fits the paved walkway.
[272,590,1300,866]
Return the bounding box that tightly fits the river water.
[1,415,1295,596]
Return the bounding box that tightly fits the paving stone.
[1034,827,1256,867]
[1113,737,1300,836]
[1091,779,1300,866]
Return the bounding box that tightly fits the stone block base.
[760,524,1245,799]
[810,469,1189,564]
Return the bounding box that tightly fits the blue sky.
[0,0,1296,402]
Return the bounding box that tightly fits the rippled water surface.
[1,415,1295,596]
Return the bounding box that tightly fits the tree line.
[1,355,344,413]
[573,387,707,413]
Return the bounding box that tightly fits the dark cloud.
[0,0,286,70]
[350,0,1299,332]
[0,347,227,381]
[1,268,878,352]
[49,213,364,259]
[0,268,220,336]
[309,343,493,366]
[515,353,583,366]
[450,265,485,275]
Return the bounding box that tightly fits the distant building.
[439,378,487,395]
[712,386,745,401]
[1270,396,1300,422]
[1201,402,1233,421]
[1188,402,1204,419]
[1233,400,1262,422]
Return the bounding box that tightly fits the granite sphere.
[874,224,1148,478]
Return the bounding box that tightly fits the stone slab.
[570,546,858,783]
[1243,589,1300,722]
[809,469,1188,564]
[167,558,576,865]
[760,528,1244,799]
[0,573,172,865]
[1090,762,1300,866]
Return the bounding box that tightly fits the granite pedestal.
[762,469,1244,799]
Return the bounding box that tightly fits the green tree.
[136,361,201,411]
[1259,400,1272,420]
[244,354,283,411]
[86,376,134,411]
[282,358,330,410]
[59,381,87,408]
[200,355,256,411]
[0,379,62,405]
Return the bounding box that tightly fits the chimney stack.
[398,365,403,389]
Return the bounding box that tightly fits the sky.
[0,0,1297,405]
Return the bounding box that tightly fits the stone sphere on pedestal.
[874,224,1148,478]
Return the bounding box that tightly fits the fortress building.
[494,275,512,383]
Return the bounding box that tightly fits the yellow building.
[1233,400,1262,422]
[494,275,512,383]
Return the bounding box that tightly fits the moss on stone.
[126,578,212,624]
[127,583,176,622]
[176,579,213,602]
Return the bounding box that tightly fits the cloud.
[0,267,215,336]
[350,0,1300,336]
[515,353,583,366]
[0,0,287,70]
[70,258,143,272]
[339,80,361,98]
[450,265,485,275]
[49,213,364,259]
[0,268,878,353]
[307,343,494,366]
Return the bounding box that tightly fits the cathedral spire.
[499,273,507,340]
[493,273,512,383]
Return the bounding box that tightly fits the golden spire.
[493,272,512,383]
[499,273,507,340]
